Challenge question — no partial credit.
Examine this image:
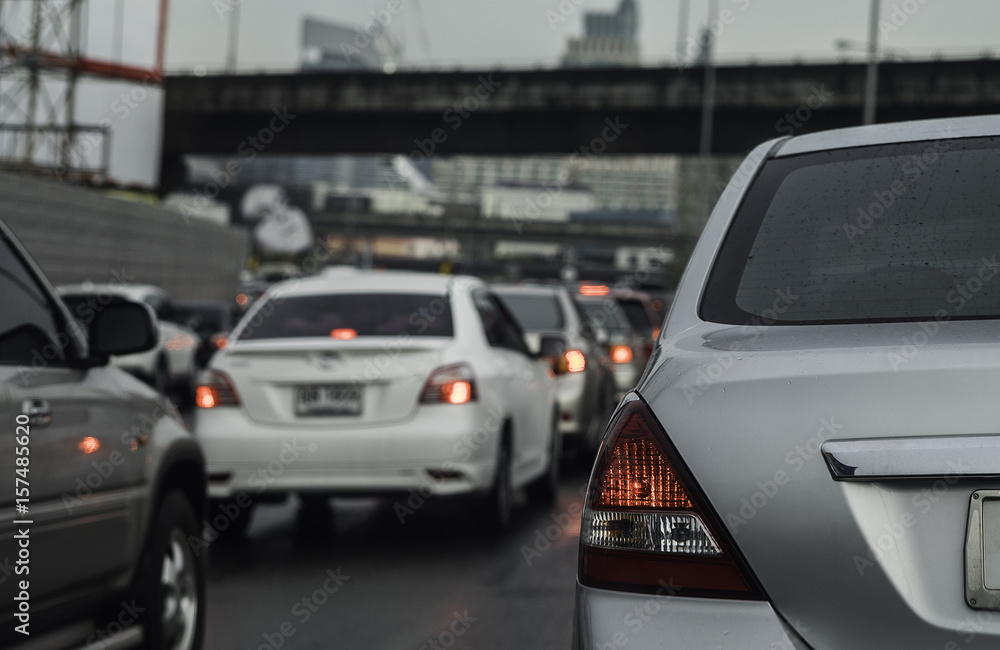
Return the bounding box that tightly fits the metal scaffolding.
[0,0,166,183]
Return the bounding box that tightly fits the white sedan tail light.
[579,395,764,598]
[195,369,241,408]
[420,364,477,405]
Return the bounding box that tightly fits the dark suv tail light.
[579,394,764,599]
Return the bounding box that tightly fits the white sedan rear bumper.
[194,402,502,499]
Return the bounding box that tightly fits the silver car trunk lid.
[641,319,1000,648]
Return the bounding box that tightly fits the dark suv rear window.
[237,294,453,340]
[702,136,1000,324]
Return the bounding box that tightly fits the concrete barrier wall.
[0,172,248,302]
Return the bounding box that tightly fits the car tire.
[585,382,613,454]
[209,497,254,538]
[296,494,335,539]
[136,491,205,650]
[526,412,560,506]
[175,376,194,409]
[152,356,170,397]
[482,434,513,533]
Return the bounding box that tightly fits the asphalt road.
[202,462,591,650]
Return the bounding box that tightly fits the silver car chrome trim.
[822,435,1000,480]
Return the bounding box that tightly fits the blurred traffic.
[3,0,998,648]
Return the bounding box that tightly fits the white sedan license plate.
[296,384,363,417]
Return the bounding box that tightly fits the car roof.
[58,283,166,301]
[492,284,566,297]
[775,114,1000,157]
[267,271,481,297]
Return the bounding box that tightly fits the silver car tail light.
[579,394,765,598]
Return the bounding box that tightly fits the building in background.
[562,0,640,68]
[179,17,424,226]
[301,17,401,72]
[432,155,678,222]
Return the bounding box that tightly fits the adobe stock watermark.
[417,610,477,650]
[16,267,136,385]
[682,287,799,404]
[590,578,681,650]
[852,459,970,576]
[843,133,955,243]
[62,404,170,512]
[774,84,833,135]
[887,255,1000,372]
[394,406,505,525]
[673,0,752,69]
[880,0,932,40]
[715,85,833,197]
[510,116,629,234]
[339,0,414,63]
[725,417,844,530]
[953,609,1000,647]
[182,106,297,223]
[407,75,502,163]
[249,568,350,650]
[521,483,588,566]
[53,72,161,183]
[544,0,588,31]
[84,600,145,649]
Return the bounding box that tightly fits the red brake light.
[579,396,764,598]
[330,328,357,340]
[421,364,477,405]
[195,369,241,408]
[580,284,611,296]
[609,344,633,364]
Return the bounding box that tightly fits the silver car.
[0,220,206,650]
[576,115,1000,648]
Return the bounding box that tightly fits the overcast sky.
[158,0,1000,70]
[58,0,1000,185]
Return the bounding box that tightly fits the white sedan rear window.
[237,293,453,339]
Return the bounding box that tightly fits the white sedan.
[193,270,559,533]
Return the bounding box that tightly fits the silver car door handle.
[21,399,52,427]
[822,435,1000,480]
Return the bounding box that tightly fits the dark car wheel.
[137,491,205,650]
[482,436,513,533]
[209,497,255,538]
[527,413,561,506]
[152,356,170,396]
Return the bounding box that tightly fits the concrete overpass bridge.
[161,57,1000,189]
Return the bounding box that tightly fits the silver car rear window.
[702,136,1000,324]
[237,293,453,339]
